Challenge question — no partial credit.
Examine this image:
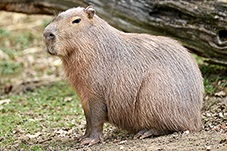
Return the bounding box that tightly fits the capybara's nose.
[43,31,55,40]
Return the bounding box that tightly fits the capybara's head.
[43,6,96,56]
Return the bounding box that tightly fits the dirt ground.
[0,11,226,151]
[18,130,227,151]
[6,96,226,151]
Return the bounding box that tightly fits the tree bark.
[0,0,227,66]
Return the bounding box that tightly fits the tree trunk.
[0,0,227,66]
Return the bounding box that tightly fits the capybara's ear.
[84,6,95,19]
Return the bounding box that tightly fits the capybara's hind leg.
[134,129,153,139]
[134,129,170,139]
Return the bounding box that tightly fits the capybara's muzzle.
[43,29,57,55]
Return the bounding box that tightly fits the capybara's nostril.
[44,31,55,40]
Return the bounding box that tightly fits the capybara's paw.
[78,133,90,141]
[80,133,103,146]
[134,129,153,139]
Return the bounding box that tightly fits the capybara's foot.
[134,129,171,139]
[78,133,90,141]
[134,129,154,139]
[80,133,103,146]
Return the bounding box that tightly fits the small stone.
[206,145,211,151]
[214,91,226,97]
[120,146,124,150]
[64,97,73,102]
[119,140,127,144]
[183,130,190,135]
[214,15,219,19]
[218,112,224,118]
[206,113,211,117]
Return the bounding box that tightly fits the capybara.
[43,6,204,146]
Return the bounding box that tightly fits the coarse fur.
[43,6,204,144]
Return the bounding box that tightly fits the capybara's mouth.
[47,50,57,55]
[45,45,57,55]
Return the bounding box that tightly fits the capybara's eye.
[72,18,81,24]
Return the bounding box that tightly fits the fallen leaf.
[0,49,9,59]
[0,99,11,105]
[26,132,42,139]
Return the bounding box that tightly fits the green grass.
[200,64,227,95]
[0,61,23,75]
[0,28,35,52]
[203,78,215,94]
[0,28,37,80]
[0,81,83,149]
[42,18,52,28]
[0,28,10,38]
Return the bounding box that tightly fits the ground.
[0,12,226,151]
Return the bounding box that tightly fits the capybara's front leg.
[80,100,107,146]
[78,110,92,141]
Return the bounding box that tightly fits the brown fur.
[44,6,204,142]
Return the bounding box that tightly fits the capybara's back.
[43,6,204,145]
[105,34,203,135]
